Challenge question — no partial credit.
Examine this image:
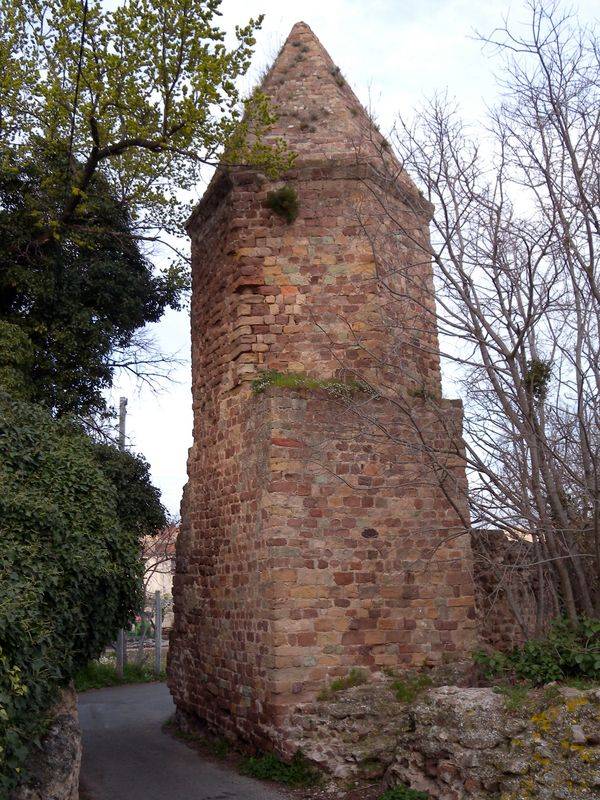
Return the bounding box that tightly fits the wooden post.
[154,590,162,676]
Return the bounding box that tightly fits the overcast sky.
[107,0,598,516]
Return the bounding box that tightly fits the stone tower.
[168,22,477,750]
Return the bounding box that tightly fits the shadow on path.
[78,682,286,800]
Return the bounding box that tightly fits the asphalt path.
[78,682,286,800]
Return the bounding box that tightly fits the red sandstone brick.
[333,573,353,586]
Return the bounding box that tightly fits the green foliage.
[241,751,320,787]
[0,394,144,790]
[252,369,369,399]
[266,184,299,223]
[0,146,184,415]
[0,0,293,238]
[73,660,164,692]
[392,674,433,703]
[92,444,166,540]
[0,0,295,415]
[524,358,552,400]
[378,785,429,800]
[0,322,33,400]
[318,668,368,700]
[474,617,600,686]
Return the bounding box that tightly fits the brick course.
[168,21,477,750]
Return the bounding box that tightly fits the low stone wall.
[289,677,600,799]
[10,686,81,800]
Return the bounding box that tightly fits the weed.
[493,683,532,712]
[318,668,368,700]
[379,785,429,800]
[266,184,299,223]
[241,751,320,787]
[171,726,204,744]
[542,684,561,706]
[330,65,345,87]
[392,674,432,703]
[208,737,229,758]
[164,717,229,759]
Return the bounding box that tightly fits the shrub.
[474,617,600,686]
[266,184,299,223]
[0,394,144,791]
[241,751,319,787]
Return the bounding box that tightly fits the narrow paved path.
[78,683,286,800]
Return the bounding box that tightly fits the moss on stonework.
[251,369,371,399]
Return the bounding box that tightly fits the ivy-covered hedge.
[0,393,145,791]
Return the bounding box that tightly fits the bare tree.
[142,521,178,597]
[329,1,599,632]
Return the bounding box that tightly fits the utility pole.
[116,397,128,678]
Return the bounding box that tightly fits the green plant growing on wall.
[392,673,433,703]
[251,369,371,399]
[266,184,299,223]
[317,668,368,700]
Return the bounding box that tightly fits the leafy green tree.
[0,0,292,242]
[92,442,167,539]
[0,322,33,401]
[0,144,184,415]
[0,393,150,790]
[0,0,293,415]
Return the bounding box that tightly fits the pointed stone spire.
[260,21,383,164]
